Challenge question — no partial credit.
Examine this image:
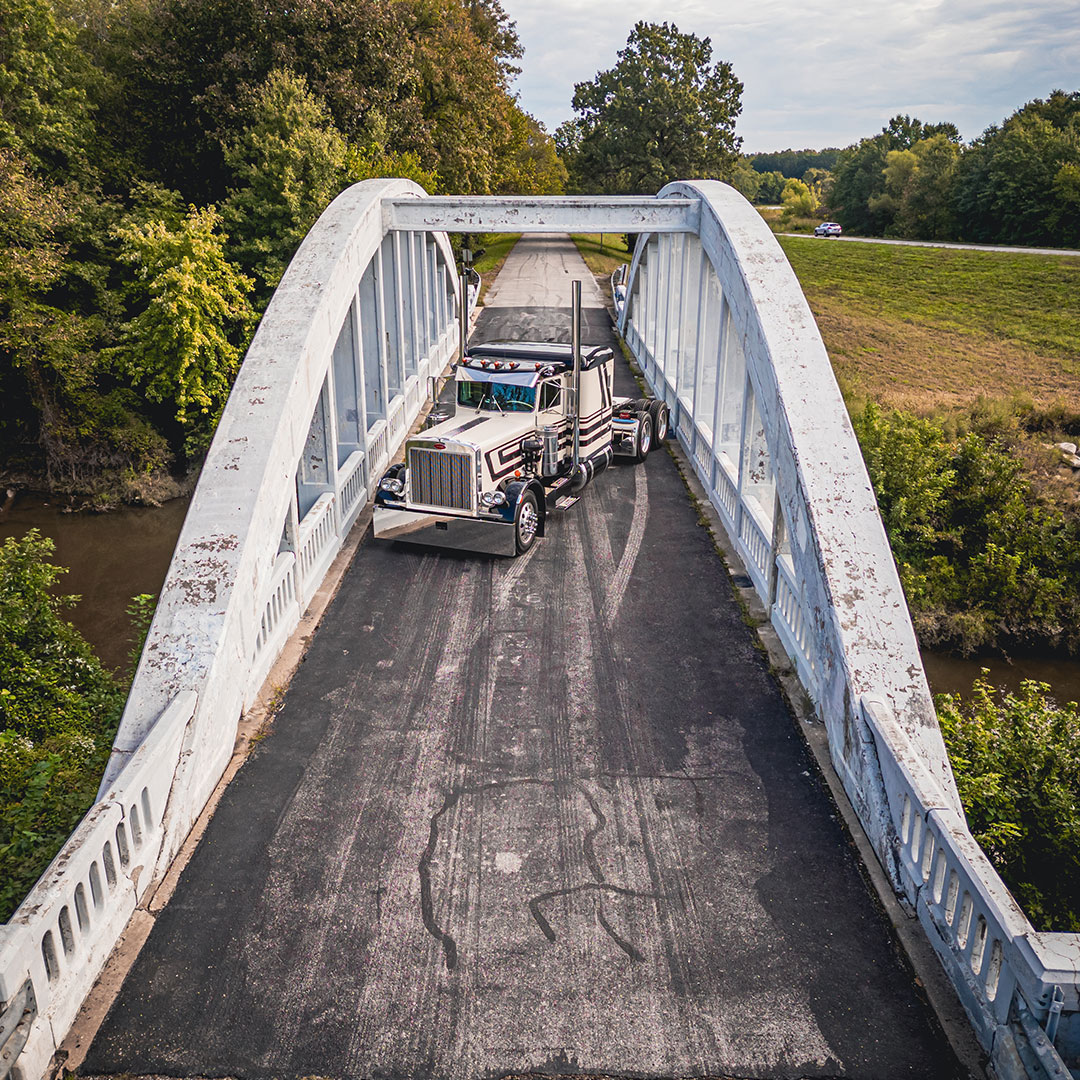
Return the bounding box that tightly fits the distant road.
[778,233,1080,257]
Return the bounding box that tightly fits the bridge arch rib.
[619,179,961,832]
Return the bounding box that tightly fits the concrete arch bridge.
[1,180,1077,1080]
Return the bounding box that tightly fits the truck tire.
[633,412,653,463]
[648,399,670,446]
[514,490,540,555]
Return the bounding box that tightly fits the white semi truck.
[372,336,669,557]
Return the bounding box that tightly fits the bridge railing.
[619,181,1079,1074]
[1,693,194,1080]
[1,179,461,1080]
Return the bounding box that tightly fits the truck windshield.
[458,380,536,412]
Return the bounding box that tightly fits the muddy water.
[0,491,190,674]
[921,648,1080,706]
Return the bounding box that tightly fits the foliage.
[724,157,762,202]
[109,206,256,456]
[938,677,1080,931]
[0,531,126,921]
[780,177,819,221]
[558,21,743,195]
[875,134,960,239]
[830,114,961,235]
[222,69,348,297]
[494,107,567,195]
[0,0,96,177]
[749,148,841,178]
[755,169,788,203]
[852,402,1080,655]
[93,0,525,200]
[954,91,1080,247]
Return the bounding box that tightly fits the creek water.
[0,491,190,675]
[3,488,1079,703]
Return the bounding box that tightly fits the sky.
[500,0,1080,152]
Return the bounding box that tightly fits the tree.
[0,0,96,178]
[222,69,348,297]
[94,0,524,201]
[780,177,819,221]
[110,206,256,456]
[561,21,743,194]
[830,114,960,235]
[954,93,1080,247]
[493,106,567,195]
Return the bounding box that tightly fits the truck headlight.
[480,490,507,507]
[380,476,405,495]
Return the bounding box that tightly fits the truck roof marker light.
[507,362,519,370]
[514,470,522,477]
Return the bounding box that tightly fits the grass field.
[779,236,1080,412]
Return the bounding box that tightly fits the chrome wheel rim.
[518,500,538,544]
[656,410,667,440]
[640,422,651,455]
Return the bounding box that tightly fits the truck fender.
[504,478,547,537]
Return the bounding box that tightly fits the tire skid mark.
[419,777,661,971]
[602,463,649,628]
[341,556,487,1073]
[241,552,454,1059]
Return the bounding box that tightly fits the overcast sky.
[501,0,1080,152]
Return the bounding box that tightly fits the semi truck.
[373,323,668,558]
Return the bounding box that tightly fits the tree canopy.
[557,21,743,194]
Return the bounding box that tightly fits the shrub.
[852,401,1080,655]
[0,531,126,920]
[938,677,1080,931]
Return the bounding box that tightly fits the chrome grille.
[409,446,474,511]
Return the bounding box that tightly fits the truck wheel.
[633,412,653,463]
[514,491,540,554]
[648,400,670,446]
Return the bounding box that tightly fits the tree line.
[770,96,1080,246]
[0,0,566,501]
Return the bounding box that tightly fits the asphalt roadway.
[83,236,964,1079]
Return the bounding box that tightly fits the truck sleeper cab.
[373,341,669,557]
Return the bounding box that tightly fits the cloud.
[502,0,1080,148]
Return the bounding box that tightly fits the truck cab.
[373,341,667,556]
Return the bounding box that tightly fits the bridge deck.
[83,237,961,1080]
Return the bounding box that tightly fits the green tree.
[0,0,96,177]
[725,157,762,202]
[493,106,567,195]
[877,134,960,239]
[780,176,819,220]
[95,0,523,201]
[560,21,743,194]
[110,205,256,457]
[222,69,348,296]
[938,677,1080,931]
[830,115,960,235]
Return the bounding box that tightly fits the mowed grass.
[779,235,1080,411]
[571,232,632,277]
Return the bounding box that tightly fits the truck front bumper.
[373,505,517,557]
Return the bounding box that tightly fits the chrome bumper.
[373,505,517,557]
